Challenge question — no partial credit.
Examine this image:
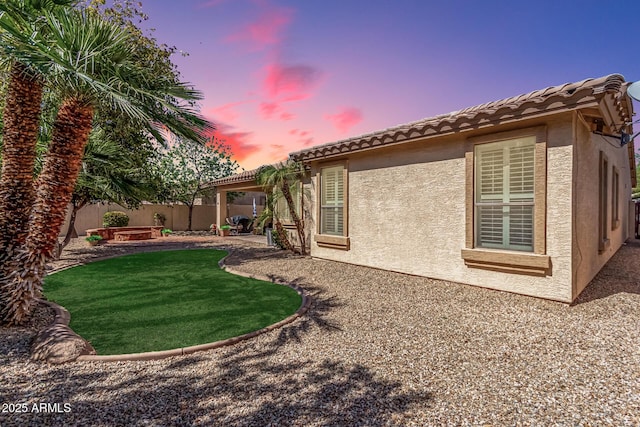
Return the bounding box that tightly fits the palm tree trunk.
[1,98,94,325]
[0,62,44,276]
[281,181,306,255]
[55,197,87,259]
[274,221,294,252]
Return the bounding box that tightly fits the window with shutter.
[598,152,609,252]
[320,165,344,235]
[474,137,535,251]
[462,126,549,275]
[612,167,619,230]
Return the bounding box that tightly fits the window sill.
[461,248,551,276]
[315,234,350,250]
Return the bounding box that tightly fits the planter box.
[86,226,163,240]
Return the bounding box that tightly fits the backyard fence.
[59,202,264,238]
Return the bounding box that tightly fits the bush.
[85,235,103,242]
[272,229,287,250]
[103,211,129,227]
[153,212,166,226]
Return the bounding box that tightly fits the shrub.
[85,235,103,242]
[153,212,166,226]
[103,211,129,227]
[220,224,231,230]
[271,229,287,250]
[161,228,173,235]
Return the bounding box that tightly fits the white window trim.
[474,137,535,252]
[611,166,620,231]
[315,161,350,250]
[462,126,550,276]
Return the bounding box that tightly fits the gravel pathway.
[1,236,638,426]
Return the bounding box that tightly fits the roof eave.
[291,97,601,163]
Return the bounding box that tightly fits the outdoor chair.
[225,218,241,235]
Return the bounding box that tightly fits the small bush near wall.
[272,229,287,250]
[103,211,130,227]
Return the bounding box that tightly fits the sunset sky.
[140,0,640,171]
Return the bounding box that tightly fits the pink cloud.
[226,8,293,51]
[324,107,363,133]
[259,102,280,119]
[270,143,289,158]
[258,101,295,121]
[263,63,321,99]
[288,129,314,147]
[210,101,248,123]
[204,121,259,163]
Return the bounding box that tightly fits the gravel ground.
[0,235,638,426]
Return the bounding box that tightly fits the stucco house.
[212,74,636,302]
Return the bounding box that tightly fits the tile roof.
[205,166,262,188]
[290,74,630,162]
[206,162,288,188]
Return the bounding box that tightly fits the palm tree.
[0,0,74,301]
[56,126,157,256]
[256,161,307,255]
[0,7,211,324]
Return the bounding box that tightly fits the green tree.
[155,138,238,231]
[0,6,211,324]
[256,161,307,255]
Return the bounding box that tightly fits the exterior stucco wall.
[572,114,632,297]
[309,117,576,301]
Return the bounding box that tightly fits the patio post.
[216,190,227,231]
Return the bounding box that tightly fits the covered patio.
[208,167,265,232]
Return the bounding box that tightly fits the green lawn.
[43,249,302,355]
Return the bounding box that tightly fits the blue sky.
[139,0,640,169]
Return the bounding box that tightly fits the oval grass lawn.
[43,249,302,355]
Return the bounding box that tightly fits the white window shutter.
[321,166,344,235]
[475,137,535,251]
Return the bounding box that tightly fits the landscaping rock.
[31,323,96,364]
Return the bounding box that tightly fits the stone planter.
[219,229,231,237]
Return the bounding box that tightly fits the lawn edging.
[37,248,311,363]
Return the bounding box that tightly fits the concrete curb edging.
[42,249,311,362]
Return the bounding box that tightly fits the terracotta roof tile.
[290,74,629,162]
[205,166,262,187]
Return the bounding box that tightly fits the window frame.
[611,165,619,231]
[598,151,610,252]
[462,126,550,275]
[315,160,350,250]
[474,137,536,252]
